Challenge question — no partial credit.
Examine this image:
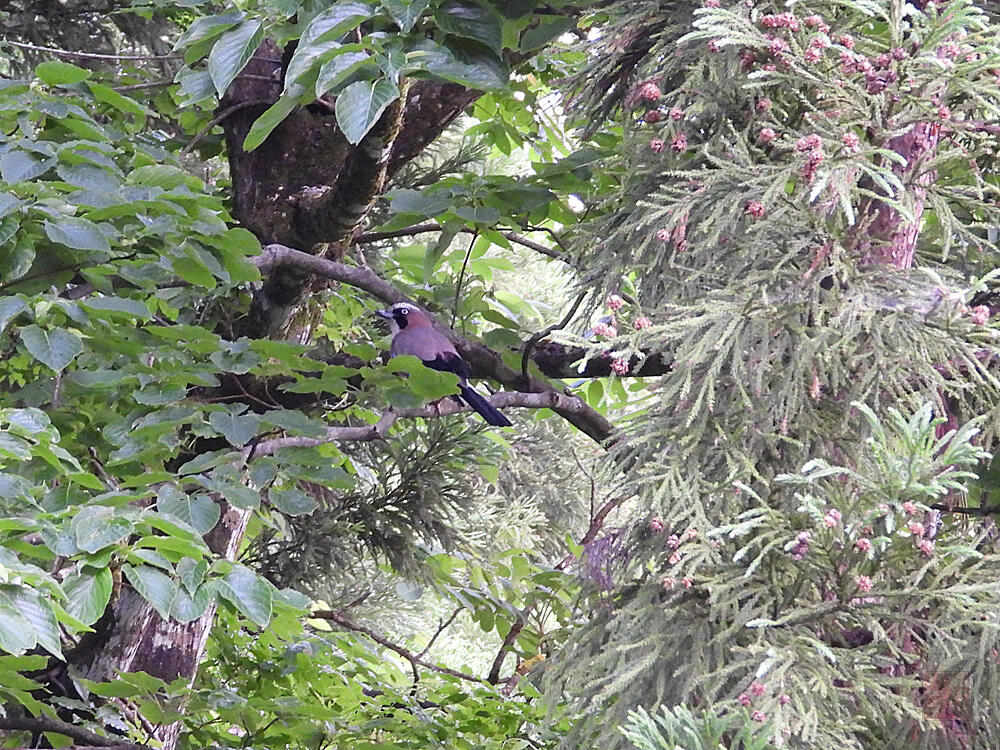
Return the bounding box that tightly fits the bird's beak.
[375,308,393,319]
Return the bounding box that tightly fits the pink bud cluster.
[803,15,830,33]
[648,517,664,532]
[823,507,842,528]
[669,107,685,121]
[744,200,765,219]
[607,294,624,310]
[970,304,990,325]
[842,131,861,152]
[635,81,661,102]
[672,133,688,152]
[611,357,630,375]
[633,316,652,330]
[758,127,777,143]
[650,138,665,153]
[795,133,825,183]
[761,12,800,31]
[855,537,873,553]
[791,530,811,560]
[593,322,617,338]
[855,574,874,592]
[704,0,720,6]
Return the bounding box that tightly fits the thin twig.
[311,610,485,684]
[353,223,566,261]
[113,81,174,92]
[416,607,464,661]
[520,290,587,381]
[5,40,180,62]
[451,232,478,329]
[180,100,273,158]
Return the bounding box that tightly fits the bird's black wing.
[423,352,471,381]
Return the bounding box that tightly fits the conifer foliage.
[544,0,1000,747]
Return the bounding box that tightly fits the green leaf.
[315,51,373,97]
[80,296,152,321]
[0,590,35,655]
[169,584,214,624]
[0,237,33,283]
[174,11,244,53]
[434,1,502,51]
[122,564,177,621]
[407,38,507,90]
[172,254,217,289]
[0,151,52,182]
[177,558,208,594]
[35,61,92,85]
[3,586,62,658]
[88,82,150,116]
[302,2,372,46]
[270,488,319,516]
[242,94,299,152]
[0,192,24,219]
[73,506,134,552]
[0,297,26,333]
[43,216,111,253]
[208,410,261,446]
[381,0,430,32]
[520,16,576,51]
[334,78,399,145]
[208,19,264,97]
[219,565,272,627]
[62,567,113,626]
[156,487,221,536]
[20,325,83,372]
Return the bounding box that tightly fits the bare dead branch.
[310,610,485,684]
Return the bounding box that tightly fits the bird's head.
[375,302,432,331]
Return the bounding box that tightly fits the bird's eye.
[399,308,408,315]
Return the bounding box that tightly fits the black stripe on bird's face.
[392,307,410,329]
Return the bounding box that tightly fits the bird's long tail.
[459,386,512,427]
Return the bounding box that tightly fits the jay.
[376,303,513,427]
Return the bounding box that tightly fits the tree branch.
[5,40,180,61]
[243,392,597,459]
[353,222,566,262]
[0,716,149,749]
[253,245,618,444]
[310,610,485,684]
[486,493,627,684]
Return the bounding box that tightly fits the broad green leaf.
[73,506,134,552]
[122,564,177,621]
[169,585,214,624]
[0,591,35,655]
[35,61,92,85]
[0,192,24,219]
[520,16,576,51]
[0,237,32,283]
[208,410,261,446]
[219,565,272,627]
[177,558,208,594]
[172,254,217,289]
[62,567,113,626]
[270,488,319,516]
[0,297,26,334]
[174,11,244,53]
[242,93,299,152]
[156,487,221,536]
[381,0,430,32]
[89,82,150,116]
[434,1,502,51]
[4,586,62,658]
[0,151,52,182]
[208,20,263,97]
[20,325,83,372]
[302,2,371,46]
[407,38,507,90]
[80,297,152,321]
[315,51,373,97]
[334,78,399,145]
[43,216,111,253]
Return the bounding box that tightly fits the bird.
[376,302,513,427]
